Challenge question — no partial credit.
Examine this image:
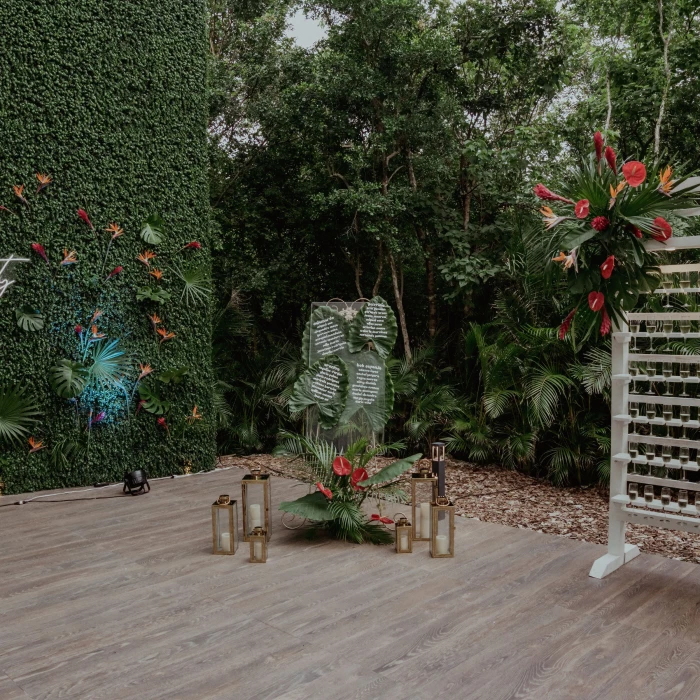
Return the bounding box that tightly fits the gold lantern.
[411,465,437,541]
[241,467,272,542]
[394,513,412,553]
[430,496,455,558]
[212,494,238,555]
[249,526,268,563]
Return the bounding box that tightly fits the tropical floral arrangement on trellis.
[536,131,700,338]
[274,434,420,543]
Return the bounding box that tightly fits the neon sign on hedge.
[0,255,29,297]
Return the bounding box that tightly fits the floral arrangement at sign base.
[535,131,700,339]
[274,434,421,544]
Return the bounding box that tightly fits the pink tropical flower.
[370,514,394,524]
[532,184,574,205]
[651,217,672,242]
[600,307,611,336]
[574,199,589,219]
[604,146,617,174]
[181,241,202,251]
[105,265,123,280]
[316,482,333,499]
[350,467,368,491]
[588,291,604,312]
[74,324,83,334]
[622,161,646,188]
[31,243,48,264]
[591,216,610,232]
[157,416,170,435]
[77,208,94,230]
[594,131,604,162]
[559,307,577,340]
[332,455,352,476]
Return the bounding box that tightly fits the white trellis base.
[590,544,640,579]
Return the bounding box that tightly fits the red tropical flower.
[559,307,577,340]
[77,208,94,230]
[600,307,611,336]
[532,184,574,205]
[105,265,123,280]
[588,291,604,312]
[604,146,617,174]
[332,455,352,476]
[181,241,202,251]
[316,482,333,499]
[651,217,672,242]
[135,399,146,415]
[31,242,48,264]
[0,205,14,215]
[574,199,589,219]
[370,514,394,524]
[157,416,170,434]
[600,255,615,280]
[74,324,83,334]
[350,467,368,491]
[622,161,646,188]
[93,411,106,423]
[594,131,604,162]
[627,224,643,239]
[591,216,610,232]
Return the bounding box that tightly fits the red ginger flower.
[574,199,589,219]
[75,324,83,334]
[594,131,604,162]
[93,411,106,423]
[591,216,610,232]
[651,217,672,242]
[332,455,352,476]
[31,242,48,264]
[157,416,169,434]
[370,514,394,524]
[351,467,368,491]
[622,161,646,188]
[604,146,617,173]
[77,208,94,230]
[588,291,604,312]
[182,241,202,251]
[533,184,574,205]
[600,255,615,280]
[105,265,123,280]
[316,482,333,499]
[559,307,577,340]
[600,307,611,336]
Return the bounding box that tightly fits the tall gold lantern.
[411,465,437,541]
[212,494,238,555]
[241,467,272,542]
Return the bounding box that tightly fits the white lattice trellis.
[591,235,700,578]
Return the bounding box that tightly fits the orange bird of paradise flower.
[540,206,568,230]
[105,223,124,240]
[658,166,674,195]
[608,181,626,209]
[148,313,162,331]
[61,249,78,266]
[13,184,29,208]
[186,405,202,424]
[28,437,47,453]
[552,249,577,270]
[91,309,103,324]
[137,250,156,267]
[138,363,154,380]
[148,268,163,281]
[36,173,52,194]
[157,328,176,344]
[91,325,106,340]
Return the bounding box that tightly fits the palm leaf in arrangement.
[172,264,210,306]
[524,364,573,428]
[87,339,127,389]
[0,385,41,445]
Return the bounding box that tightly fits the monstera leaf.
[339,352,394,433]
[279,492,335,521]
[138,384,171,415]
[357,453,422,487]
[347,296,398,358]
[288,356,349,429]
[136,286,171,304]
[15,306,44,332]
[50,360,89,399]
[158,367,190,384]
[140,214,165,244]
[302,305,350,366]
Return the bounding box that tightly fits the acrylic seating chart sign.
[290,297,397,445]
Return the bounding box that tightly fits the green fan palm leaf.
[0,385,41,444]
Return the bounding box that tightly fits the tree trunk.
[389,251,412,362]
[460,153,472,233]
[654,0,673,157]
[372,241,384,296]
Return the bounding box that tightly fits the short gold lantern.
[249,526,268,563]
[212,494,238,555]
[411,465,437,541]
[242,467,272,542]
[394,513,412,554]
[430,496,455,558]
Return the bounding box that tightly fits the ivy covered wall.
[0,0,215,494]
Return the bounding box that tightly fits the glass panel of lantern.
[394,513,412,554]
[411,466,437,542]
[242,467,272,542]
[430,496,455,558]
[249,526,268,563]
[212,495,238,555]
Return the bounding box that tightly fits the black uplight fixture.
[123,469,150,496]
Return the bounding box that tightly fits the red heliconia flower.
[370,514,394,525]
[350,467,369,491]
[588,291,604,312]
[74,324,83,334]
[31,242,48,264]
[105,265,123,280]
[181,241,202,251]
[574,199,589,219]
[558,307,577,340]
[604,146,617,174]
[600,307,611,336]
[93,411,106,423]
[316,482,333,500]
[332,455,352,476]
[594,131,604,162]
[622,161,646,188]
[532,184,575,205]
[600,255,615,280]
[157,416,170,434]
[651,217,672,242]
[77,208,94,230]
[591,216,610,232]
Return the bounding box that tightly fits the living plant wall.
[0,0,215,494]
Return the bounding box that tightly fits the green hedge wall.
[0,0,215,494]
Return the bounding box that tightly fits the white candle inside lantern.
[420,502,430,539]
[249,504,262,529]
[400,531,409,551]
[436,534,448,555]
[254,541,263,560]
[220,532,231,553]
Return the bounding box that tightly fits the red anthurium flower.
[588,291,604,312]
[591,216,610,232]
[622,161,646,188]
[594,131,604,162]
[181,241,202,251]
[350,467,368,491]
[77,208,94,230]
[316,482,333,500]
[651,217,672,242]
[532,184,574,205]
[105,265,123,280]
[31,242,48,264]
[600,307,611,336]
[74,324,83,334]
[574,199,589,219]
[370,514,394,524]
[600,255,615,280]
[604,146,617,174]
[332,455,352,476]
[559,307,577,340]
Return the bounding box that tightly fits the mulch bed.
[220,453,700,565]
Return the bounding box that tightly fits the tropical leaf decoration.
[356,452,421,487]
[136,286,171,304]
[15,305,44,332]
[302,304,350,366]
[278,491,335,521]
[347,296,398,358]
[87,339,127,389]
[172,265,210,306]
[0,385,41,444]
[138,384,171,415]
[157,367,190,384]
[288,355,349,429]
[140,214,165,245]
[50,360,89,399]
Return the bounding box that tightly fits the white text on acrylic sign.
[0,255,30,298]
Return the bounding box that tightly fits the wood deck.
[2,468,700,699]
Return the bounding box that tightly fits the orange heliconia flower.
[28,437,47,453]
[137,250,156,267]
[36,173,52,193]
[138,363,154,381]
[658,166,674,195]
[105,223,124,240]
[148,268,163,281]
[61,249,78,266]
[91,324,106,340]
[157,328,176,344]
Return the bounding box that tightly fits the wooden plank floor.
[3,468,700,699]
